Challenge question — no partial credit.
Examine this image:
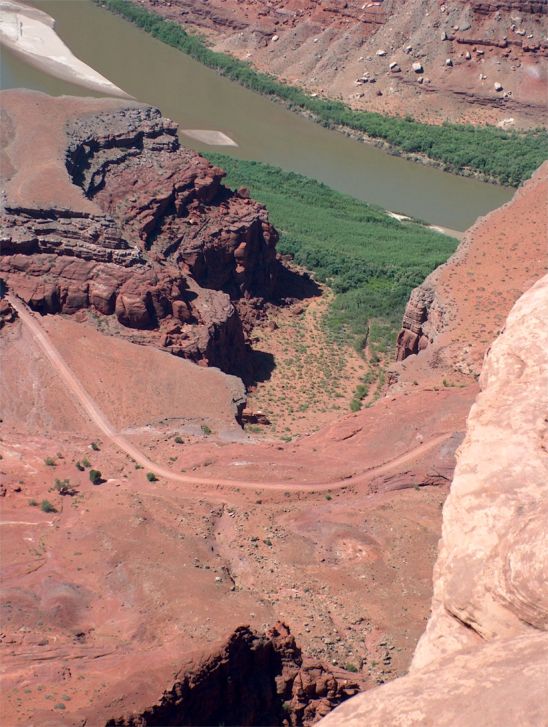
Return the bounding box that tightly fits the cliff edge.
[0,90,279,377]
[320,273,548,725]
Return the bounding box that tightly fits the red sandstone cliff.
[106,623,359,726]
[320,274,548,725]
[393,160,548,384]
[0,90,279,376]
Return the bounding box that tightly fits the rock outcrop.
[106,623,358,727]
[0,297,16,329]
[395,161,548,376]
[0,90,279,376]
[320,273,548,725]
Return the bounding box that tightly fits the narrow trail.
[9,296,451,492]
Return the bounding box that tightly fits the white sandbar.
[0,0,130,97]
[181,129,238,146]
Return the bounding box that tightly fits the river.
[0,0,513,230]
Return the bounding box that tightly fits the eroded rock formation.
[320,274,548,725]
[0,90,279,375]
[107,623,358,727]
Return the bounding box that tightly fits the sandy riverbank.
[387,211,463,241]
[0,0,130,97]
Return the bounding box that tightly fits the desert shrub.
[89,469,102,485]
[146,472,158,482]
[40,500,57,513]
[201,424,212,436]
[90,442,100,451]
[54,479,77,496]
[174,436,184,444]
[44,457,56,467]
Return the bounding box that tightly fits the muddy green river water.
[0,0,513,229]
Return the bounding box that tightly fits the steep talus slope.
[0,90,278,375]
[140,0,547,126]
[320,274,548,724]
[394,160,548,384]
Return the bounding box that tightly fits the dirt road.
[9,295,451,492]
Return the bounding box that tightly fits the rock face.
[395,161,548,373]
[106,623,358,727]
[320,274,548,725]
[0,90,279,376]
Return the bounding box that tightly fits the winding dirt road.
[9,295,451,492]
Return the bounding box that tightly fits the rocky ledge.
[106,623,359,726]
[321,273,548,725]
[0,90,279,376]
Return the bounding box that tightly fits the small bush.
[44,457,56,467]
[90,442,100,451]
[174,436,184,444]
[146,472,158,482]
[54,479,76,496]
[344,663,359,673]
[350,399,361,412]
[81,457,91,468]
[29,499,38,507]
[75,461,85,471]
[40,500,57,513]
[89,469,102,485]
[325,494,333,501]
[201,424,212,436]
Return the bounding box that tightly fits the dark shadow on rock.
[247,349,276,386]
[272,259,321,304]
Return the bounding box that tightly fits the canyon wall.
[106,623,358,726]
[141,0,548,126]
[0,90,279,376]
[394,160,548,383]
[320,273,548,725]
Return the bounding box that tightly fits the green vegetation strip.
[96,0,548,186]
[205,153,458,354]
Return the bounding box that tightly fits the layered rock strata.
[107,623,358,727]
[0,90,278,375]
[320,274,548,725]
